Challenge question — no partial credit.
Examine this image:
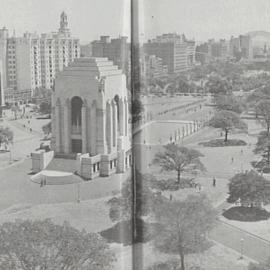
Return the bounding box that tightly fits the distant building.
[143,33,194,74]
[229,35,252,60]
[80,43,92,57]
[91,36,130,77]
[211,39,229,59]
[195,43,210,64]
[0,12,80,102]
[141,54,168,79]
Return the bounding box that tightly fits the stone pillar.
[90,101,97,156]
[63,99,70,154]
[124,99,128,136]
[82,103,87,154]
[55,99,61,153]
[106,102,113,153]
[119,98,125,136]
[96,108,108,154]
[112,101,118,147]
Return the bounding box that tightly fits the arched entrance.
[71,96,83,153]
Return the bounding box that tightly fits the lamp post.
[9,145,12,164]
[77,183,81,203]
[240,238,244,259]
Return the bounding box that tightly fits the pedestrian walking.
[241,149,243,155]
[169,194,173,201]
[231,157,234,164]
[213,177,216,187]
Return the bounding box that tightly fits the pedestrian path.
[210,220,270,263]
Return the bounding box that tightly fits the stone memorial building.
[32,57,131,180]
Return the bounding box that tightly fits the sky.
[0,0,270,44]
[0,0,131,44]
[143,0,270,42]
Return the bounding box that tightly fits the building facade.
[91,36,130,77]
[143,33,195,74]
[229,35,252,60]
[141,54,168,79]
[50,57,131,179]
[0,12,80,102]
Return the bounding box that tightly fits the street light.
[239,238,244,259]
[77,183,81,203]
[9,145,12,164]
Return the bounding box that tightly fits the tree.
[39,101,51,115]
[0,126,13,149]
[249,259,270,270]
[154,144,205,186]
[214,94,245,114]
[227,171,270,207]
[42,121,52,135]
[205,76,232,95]
[254,131,270,167]
[11,105,20,120]
[153,194,217,270]
[108,171,156,222]
[0,219,115,270]
[208,110,247,142]
[255,100,270,134]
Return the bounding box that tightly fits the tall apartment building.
[229,35,252,60]
[210,39,229,59]
[143,33,194,74]
[0,12,80,100]
[91,36,130,76]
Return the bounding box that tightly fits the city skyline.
[1,0,270,44]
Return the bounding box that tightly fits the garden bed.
[223,206,270,222]
[199,139,247,147]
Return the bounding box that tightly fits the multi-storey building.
[143,33,194,74]
[210,39,229,59]
[229,35,252,60]
[91,36,130,76]
[0,12,80,101]
[141,54,168,80]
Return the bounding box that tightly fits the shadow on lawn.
[223,206,270,222]
[99,219,161,246]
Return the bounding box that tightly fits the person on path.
[231,157,234,164]
[213,177,216,187]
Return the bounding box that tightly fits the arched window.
[71,96,83,127]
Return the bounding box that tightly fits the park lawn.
[0,196,113,233]
[113,241,252,270]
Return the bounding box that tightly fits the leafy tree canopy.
[154,144,205,185]
[227,170,270,206]
[0,219,115,270]
[153,194,217,270]
[208,110,247,141]
[205,76,233,95]
[214,94,245,114]
[0,126,13,147]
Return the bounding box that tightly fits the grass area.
[223,206,270,222]
[100,219,160,246]
[140,242,251,270]
[199,139,247,147]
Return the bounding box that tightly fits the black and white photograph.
[0,0,270,269]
